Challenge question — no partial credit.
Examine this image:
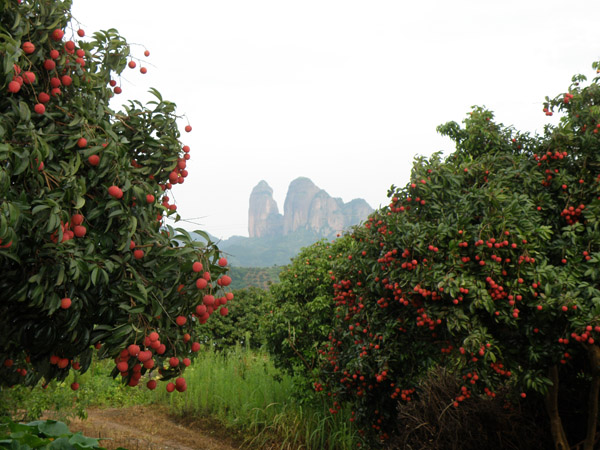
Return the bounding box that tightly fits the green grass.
[155,344,359,450]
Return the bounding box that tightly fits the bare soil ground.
[67,405,244,450]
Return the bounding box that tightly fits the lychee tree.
[264,237,353,380]
[0,0,232,392]
[316,63,600,449]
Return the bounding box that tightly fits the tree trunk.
[545,365,570,450]
[584,345,600,450]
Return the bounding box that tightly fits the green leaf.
[108,209,124,218]
[27,420,69,437]
[7,202,20,226]
[46,213,59,232]
[48,437,74,449]
[74,196,85,209]
[90,266,98,286]
[67,115,84,128]
[18,101,30,122]
[148,87,163,101]
[68,432,101,448]
[31,204,50,215]
[12,150,29,176]
[111,324,132,341]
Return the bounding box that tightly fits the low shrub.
[0,417,119,450]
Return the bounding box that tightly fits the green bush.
[194,287,272,350]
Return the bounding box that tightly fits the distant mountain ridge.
[249,177,373,239]
[216,177,373,267]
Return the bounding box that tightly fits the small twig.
[287,325,313,372]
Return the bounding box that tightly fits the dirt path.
[68,405,243,450]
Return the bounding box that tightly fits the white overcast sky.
[70,0,600,239]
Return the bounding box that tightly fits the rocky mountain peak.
[248,177,373,239]
[283,177,322,235]
[248,180,283,238]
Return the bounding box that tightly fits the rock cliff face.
[248,180,283,238]
[248,177,373,238]
[283,177,322,235]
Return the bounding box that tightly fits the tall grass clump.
[155,343,358,450]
